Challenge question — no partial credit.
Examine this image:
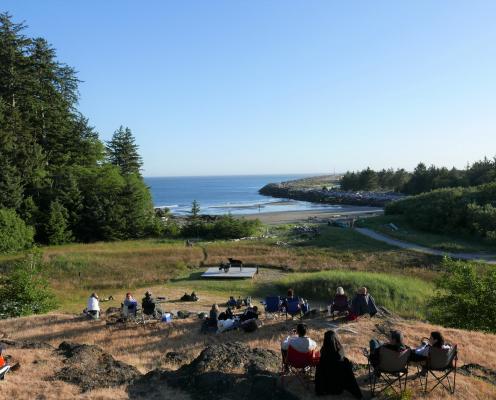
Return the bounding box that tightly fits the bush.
[428,258,496,333]
[0,252,57,318]
[386,182,496,239]
[182,215,262,240]
[276,270,433,319]
[0,208,34,254]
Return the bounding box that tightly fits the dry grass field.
[0,289,495,400]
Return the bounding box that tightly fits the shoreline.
[240,205,384,225]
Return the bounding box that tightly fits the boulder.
[128,342,297,400]
[55,341,141,392]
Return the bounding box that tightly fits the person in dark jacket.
[315,330,363,398]
[369,330,408,367]
[329,286,350,315]
[142,291,163,318]
[239,306,259,322]
[351,287,378,317]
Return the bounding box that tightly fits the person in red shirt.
[0,346,6,368]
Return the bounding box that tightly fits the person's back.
[351,287,377,317]
[333,294,349,312]
[281,323,317,354]
[142,294,156,315]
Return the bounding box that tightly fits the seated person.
[0,346,7,369]
[369,330,408,367]
[227,296,237,308]
[142,291,163,318]
[315,330,363,399]
[201,304,220,333]
[240,306,259,322]
[180,292,198,301]
[281,323,317,359]
[282,288,296,309]
[412,331,451,362]
[190,291,199,301]
[86,293,100,319]
[351,287,377,317]
[329,287,349,315]
[122,292,138,316]
[218,306,234,321]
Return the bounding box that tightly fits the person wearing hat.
[86,292,100,319]
[142,291,163,318]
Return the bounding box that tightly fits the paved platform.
[201,267,257,279]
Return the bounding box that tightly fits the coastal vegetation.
[0,13,160,248]
[340,157,496,194]
[386,183,496,244]
[359,214,496,253]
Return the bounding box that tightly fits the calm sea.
[144,175,341,216]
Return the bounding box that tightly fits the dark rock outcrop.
[259,182,403,207]
[55,341,141,392]
[129,342,298,400]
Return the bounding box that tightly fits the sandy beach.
[242,205,383,224]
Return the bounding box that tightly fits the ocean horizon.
[144,174,340,216]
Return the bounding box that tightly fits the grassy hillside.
[359,215,496,253]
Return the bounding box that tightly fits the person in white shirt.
[281,323,317,354]
[86,293,100,320]
[414,331,451,361]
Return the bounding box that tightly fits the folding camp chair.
[368,347,411,396]
[286,299,302,320]
[264,296,281,318]
[418,344,457,394]
[0,365,10,380]
[281,346,319,389]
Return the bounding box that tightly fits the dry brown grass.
[0,290,495,400]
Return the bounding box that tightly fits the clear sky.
[2,1,496,176]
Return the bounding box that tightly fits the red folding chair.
[281,346,320,389]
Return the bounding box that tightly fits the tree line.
[0,13,161,251]
[340,157,496,195]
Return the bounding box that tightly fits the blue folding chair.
[264,296,281,318]
[286,299,302,320]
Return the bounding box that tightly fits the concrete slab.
[201,267,257,279]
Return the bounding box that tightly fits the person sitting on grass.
[142,291,163,319]
[412,331,451,362]
[369,330,408,367]
[227,296,237,308]
[239,306,259,323]
[218,306,234,321]
[350,287,377,318]
[122,292,138,317]
[329,287,350,315]
[315,330,363,399]
[201,304,220,333]
[86,293,100,320]
[281,323,317,359]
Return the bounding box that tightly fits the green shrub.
[428,258,496,333]
[277,270,433,319]
[182,215,262,240]
[0,252,57,318]
[0,208,34,254]
[386,182,496,239]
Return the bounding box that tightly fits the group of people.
[328,286,378,319]
[281,323,452,398]
[84,291,164,320]
[202,302,260,333]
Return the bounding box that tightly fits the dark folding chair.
[419,344,458,394]
[286,299,302,320]
[264,296,281,318]
[368,347,411,396]
[281,346,319,389]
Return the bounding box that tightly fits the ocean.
[144,175,341,216]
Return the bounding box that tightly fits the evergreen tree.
[106,126,143,175]
[45,201,73,245]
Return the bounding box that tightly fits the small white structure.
[201,266,257,279]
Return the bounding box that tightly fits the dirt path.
[355,227,496,265]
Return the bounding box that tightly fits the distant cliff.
[259,182,405,207]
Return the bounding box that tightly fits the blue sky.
[2,1,496,176]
